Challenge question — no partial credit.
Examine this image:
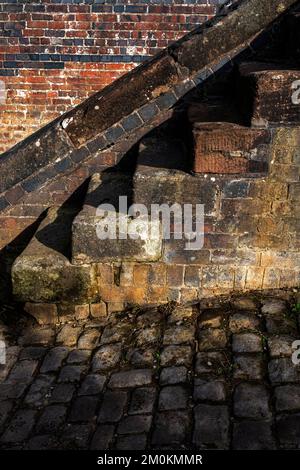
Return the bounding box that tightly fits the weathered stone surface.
[69,397,99,422]
[0,382,27,401]
[0,401,13,431]
[58,365,85,383]
[158,386,189,411]
[72,174,162,264]
[233,355,264,381]
[167,306,195,324]
[24,303,58,326]
[233,383,271,419]
[239,65,300,127]
[18,327,55,346]
[199,309,224,329]
[92,344,122,371]
[19,347,46,361]
[78,329,100,350]
[194,379,226,402]
[276,414,300,448]
[268,335,295,357]
[195,352,228,376]
[265,315,298,335]
[193,123,269,174]
[0,124,72,194]
[160,346,193,367]
[160,366,188,386]
[118,415,152,435]
[275,385,300,412]
[229,312,260,333]
[62,424,93,450]
[174,0,297,73]
[12,207,96,303]
[98,391,127,423]
[193,405,229,449]
[261,299,287,315]
[90,424,115,450]
[268,358,300,384]
[126,348,156,367]
[50,384,75,404]
[163,325,195,345]
[233,420,275,450]
[151,411,190,446]
[232,333,262,353]
[40,347,69,373]
[67,349,91,364]
[100,323,131,345]
[115,434,147,451]
[24,375,55,407]
[8,360,38,383]
[198,329,227,351]
[129,387,157,415]
[35,405,67,434]
[1,410,37,443]
[64,53,181,147]
[78,374,106,396]
[135,326,161,347]
[56,325,81,347]
[108,369,153,389]
[231,297,258,311]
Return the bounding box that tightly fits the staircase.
[10,8,300,321]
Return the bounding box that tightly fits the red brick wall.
[0,0,220,153]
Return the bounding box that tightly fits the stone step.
[12,206,96,304]
[188,98,271,174]
[238,61,300,127]
[71,165,219,265]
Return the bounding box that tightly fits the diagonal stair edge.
[0,0,298,212]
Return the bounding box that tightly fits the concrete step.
[188,98,271,174]
[12,206,96,303]
[238,61,300,127]
[71,135,222,264]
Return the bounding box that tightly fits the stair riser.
[240,71,300,127]
[193,128,270,174]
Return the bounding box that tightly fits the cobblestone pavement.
[0,291,300,450]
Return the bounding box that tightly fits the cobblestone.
[198,328,227,351]
[49,383,75,404]
[233,383,271,419]
[40,347,69,373]
[233,420,275,450]
[232,333,262,353]
[193,405,229,449]
[276,414,300,449]
[229,312,260,333]
[78,374,106,396]
[275,385,300,412]
[98,391,128,423]
[129,387,157,415]
[0,291,299,449]
[158,386,189,411]
[160,366,188,385]
[24,375,55,407]
[118,415,152,435]
[194,379,226,402]
[160,345,193,367]
[69,396,98,422]
[92,344,122,371]
[90,424,114,450]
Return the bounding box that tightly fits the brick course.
[0,0,222,153]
